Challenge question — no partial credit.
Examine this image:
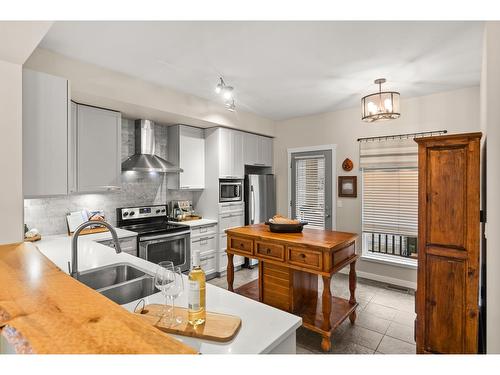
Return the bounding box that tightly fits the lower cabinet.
[190,223,218,279]
[98,236,137,256]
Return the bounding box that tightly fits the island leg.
[227,253,235,292]
[321,275,332,352]
[348,260,357,324]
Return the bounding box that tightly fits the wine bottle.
[188,251,206,325]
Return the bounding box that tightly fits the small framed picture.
[338,176,357,198]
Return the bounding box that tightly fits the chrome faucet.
[70,221,122,279]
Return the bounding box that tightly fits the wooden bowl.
[264,221,308,233]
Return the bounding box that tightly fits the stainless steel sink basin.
[99,277,159,305]
[78,263,146,290]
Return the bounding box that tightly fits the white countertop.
[37,227,138,244]
[176,219,218,227]
[34,233,301,354]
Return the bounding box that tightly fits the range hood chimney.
[121,120,182,173]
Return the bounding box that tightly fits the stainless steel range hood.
[121,120,182,173]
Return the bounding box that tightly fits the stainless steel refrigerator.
[245,174,276,267]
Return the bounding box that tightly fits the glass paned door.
[291,150,333,230]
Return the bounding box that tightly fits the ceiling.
[39,21,484,121]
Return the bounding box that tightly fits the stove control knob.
[129,211,135,216]
[123,212,129,217]
[156,209,161,214]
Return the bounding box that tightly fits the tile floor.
[208,267,416,354]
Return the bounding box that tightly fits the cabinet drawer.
[191,224,217,238]
[191,235,216,252]
[219,202,245,213]
[255,241,285,261]
[287,246,323,271]
[229,236,253,256]
[219,212,244,232]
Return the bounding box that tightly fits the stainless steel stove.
[116,204,191,272]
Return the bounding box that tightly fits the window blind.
[362,168,418,237]
[294,155,325,229]
[359,137,418,169]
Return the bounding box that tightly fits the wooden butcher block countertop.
[0,242,196,354]
[226,223,358,252]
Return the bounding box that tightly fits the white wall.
[25,48,276,137]
[481,21,500,354]
[0,60,23,244]
[274,87,481,287]
[0,22,52,245]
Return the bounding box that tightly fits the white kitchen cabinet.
[98,236,137,256]
[190,222,218,278]
[73,103,121,193]
[243,132,273,167]
[218,128,244,179]
[219,233,244,272]
[23,69,70,197]
[167,125,205,190]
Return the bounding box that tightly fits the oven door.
[139,232,191,273]
[219,181,243,202]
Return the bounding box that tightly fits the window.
[359,136,419,264]
[362,169,418,261]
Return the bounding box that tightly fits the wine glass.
[164,266,185,325]
[154,261,174,319]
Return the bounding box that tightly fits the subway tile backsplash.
[24,118,199,235]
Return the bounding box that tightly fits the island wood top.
[0,242,197,354]
[225,224,358,252]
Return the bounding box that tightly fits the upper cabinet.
[71,103,122,193]
[167,125,205,190]
[243,132,273,167]
[23,69,70,197]
[219,128,244,179]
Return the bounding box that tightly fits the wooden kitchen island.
[226,224,358,352]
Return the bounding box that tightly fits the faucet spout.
[70,220,122,279]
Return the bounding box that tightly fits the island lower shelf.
[234,278,358,336]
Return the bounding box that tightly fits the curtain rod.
[357,130,447,142]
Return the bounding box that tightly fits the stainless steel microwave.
[219,179,243,202]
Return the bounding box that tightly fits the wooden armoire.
[414,132,482,354]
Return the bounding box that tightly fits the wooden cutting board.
[135,304,241,342]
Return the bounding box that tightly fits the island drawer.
[228,236,253,256]
[255,241,285,261]
[287,246,323,271]
[332,242,355,269]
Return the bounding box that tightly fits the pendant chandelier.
[361,78,400,122]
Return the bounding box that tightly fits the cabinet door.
[231,130,244,178]
[218,128,233,178]
[179,126,205,189]
[260,136,273,167]
[243,133,259,166]
[23,69,69,197]
[76,104,121,192]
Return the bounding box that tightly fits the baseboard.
[338,268,417,290]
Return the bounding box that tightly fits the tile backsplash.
[24,118,200,235]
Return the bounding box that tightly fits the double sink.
[78,263,159,305]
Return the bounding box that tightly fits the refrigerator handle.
[251,185,255,224]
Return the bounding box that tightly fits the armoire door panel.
[425,254,466,353]
[427,146,467,249]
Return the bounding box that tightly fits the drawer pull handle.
[266,248,271,254]
[300,253,306,259]
[239,243,244,248]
